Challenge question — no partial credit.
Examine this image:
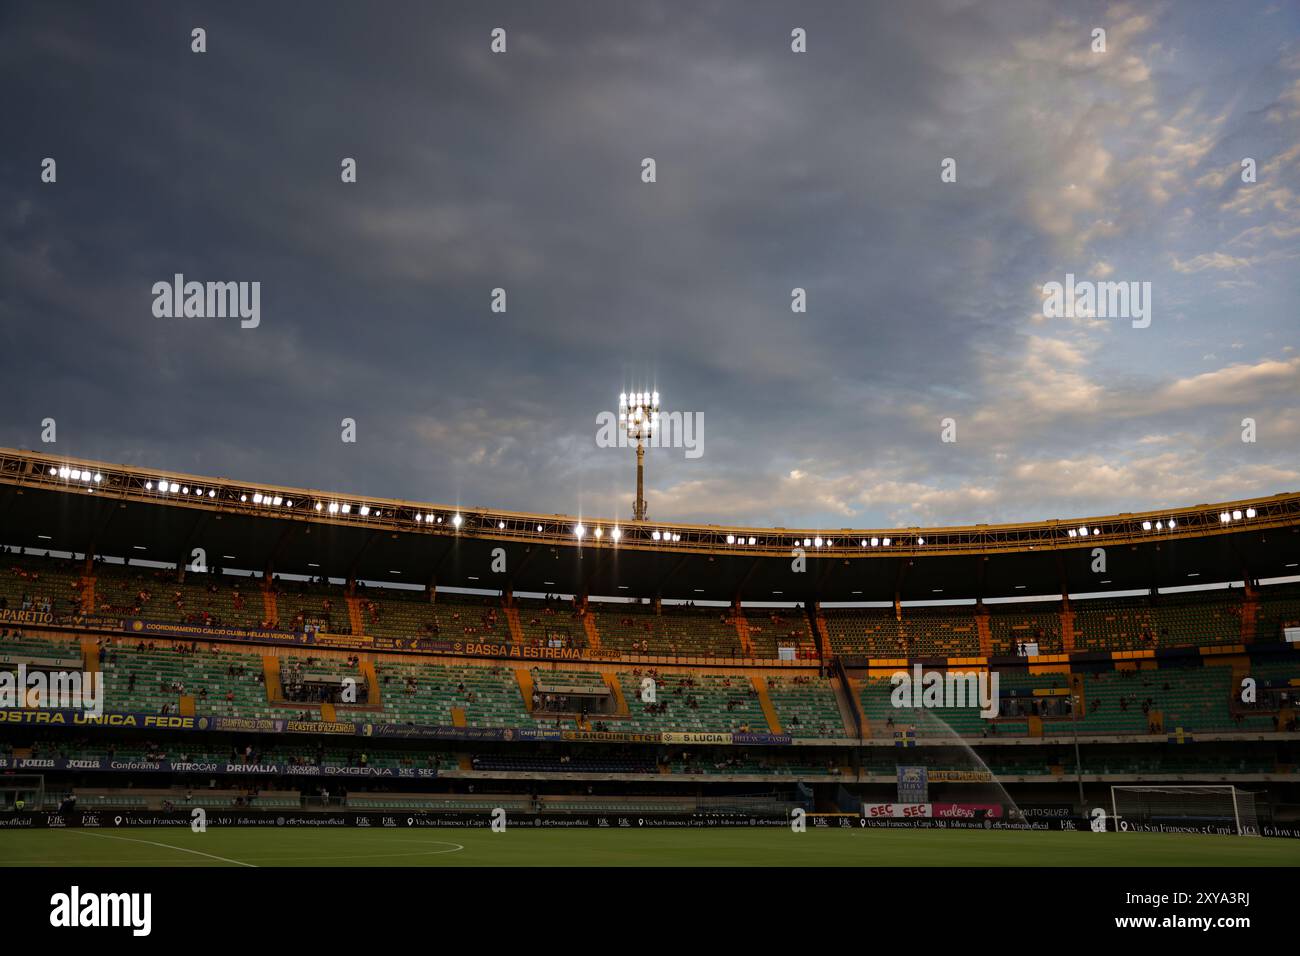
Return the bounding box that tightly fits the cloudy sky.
[2,0,1297,530]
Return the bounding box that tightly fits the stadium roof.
[1,447,1297,604]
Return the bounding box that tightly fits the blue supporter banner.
[0,709,200,731]
[731,732,793,745]
[0,707,792,744]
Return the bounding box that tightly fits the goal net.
[1111,785,1259,836]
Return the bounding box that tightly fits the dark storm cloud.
[1,1,1297,529]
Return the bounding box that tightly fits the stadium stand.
[355,586,506,642]
[617,671,768,733]
[744,607,816,658]
[0,631,81,664]
[91,562,266,629]
[3,538,1300,824]
[764,675,843,737]
[100,640,270,718]
[899,606,982,657]
[1,437,1296,847]
[0,554,83,618]
[513,596,587,649]
[590,601,746,657]
[857,671,1029,738]
[1070,596,1160,652]
[988,602,1063,655]
[823,605,983,658]
[1252,584,1300,642]
[823,606,904,656]
[1146,590,1244,648]
[1065,590,1245,652]
[370,659,530,726]
[3,620,1298,742]
[274,579,346,633]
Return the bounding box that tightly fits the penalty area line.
[67,829,258,867]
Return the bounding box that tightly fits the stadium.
[5,0,1300,938]
[1,446,1298,869]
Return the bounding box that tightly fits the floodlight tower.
[619,390,659,521]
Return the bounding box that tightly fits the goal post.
[1110,785,1259,836]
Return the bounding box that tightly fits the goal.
[1110,785,1259,836]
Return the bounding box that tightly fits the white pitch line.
[68,829,257,867]
[237,842,466,863]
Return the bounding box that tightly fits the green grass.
[2,826,1297,866]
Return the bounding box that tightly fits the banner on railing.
[0,707,793,745]
[0,756,436,778]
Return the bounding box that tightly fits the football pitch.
[2,827,1298,866]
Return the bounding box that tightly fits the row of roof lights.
[578,530,915,548]
[414,513,460,526]
[50,467,102,483]
[146,479,219,500]
[320,502,377,516]
[43,464,1270,545]
[144,477,392,515]
[1068,512,1249,536]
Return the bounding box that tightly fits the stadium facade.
[1,447,1298,831]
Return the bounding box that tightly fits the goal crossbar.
[1111,785,1259,836]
